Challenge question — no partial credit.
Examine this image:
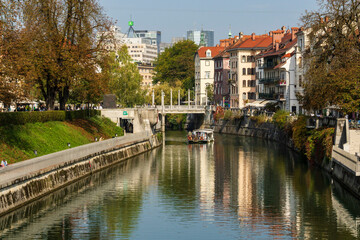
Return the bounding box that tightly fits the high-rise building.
[187,30,214,47]
[134,30,161,54]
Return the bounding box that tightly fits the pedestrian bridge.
[148,105,207,114]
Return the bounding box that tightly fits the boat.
[187,129,214,144]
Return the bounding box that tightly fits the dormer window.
[206,50,211,57]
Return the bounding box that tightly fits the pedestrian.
[1,160,8,167]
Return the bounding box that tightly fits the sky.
[99,0,319,44]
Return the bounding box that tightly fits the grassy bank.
[0,116,123,164]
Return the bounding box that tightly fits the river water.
[1,131,360,239]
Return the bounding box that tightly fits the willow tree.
[20,0,111,110]
[300,0,360,113]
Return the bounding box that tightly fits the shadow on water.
[0,148,161,239]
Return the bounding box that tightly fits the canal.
[1,131,360,239]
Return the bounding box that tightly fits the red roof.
[256,32,297,58]
[197,46,225,58]
[227,35,272,50]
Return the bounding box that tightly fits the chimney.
[239,32,243,39]
[281,26,286,31]
[291,27,299,41]
[275,41,280,51]
[269,31,273,37]
[272,29,285,49]
[251,32,256,41]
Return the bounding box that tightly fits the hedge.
[0,110,100,126]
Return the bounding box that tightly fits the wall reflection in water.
[1,131,360,239]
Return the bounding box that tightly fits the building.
[256,27,300,113]
[213,37,238,106]
[187,30,214,47]
[226,33,272,108]
[134,30,161,54]
[195,46,225,105]
[138,63,155,88]
[171,37,186,45]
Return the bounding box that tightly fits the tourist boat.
[187,129,214,144]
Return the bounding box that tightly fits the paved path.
[0,132,151,189]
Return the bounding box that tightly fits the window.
[205,60,210,66]
[242,56,246,63]
[242,68,246,75]
[243,80,246,87]
[247,56,251,62]
[299,75,302,87]
[206,50,211,57]
[242,93,247,100]
[247,68,251,75]
[205,71,210,78]
[252,80,256,87]
[248,80,251,87]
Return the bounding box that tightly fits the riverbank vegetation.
[0,116,123,164]
[216,109,335,165]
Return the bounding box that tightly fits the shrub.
[250,115,267,126]
[292,116,308,151]
[272,110,290,129]
[223,110,233,121]
[305,128,334,164]
[0,110,100,126]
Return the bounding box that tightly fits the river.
[1,131,360,239]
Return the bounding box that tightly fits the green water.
[1,131,360,239]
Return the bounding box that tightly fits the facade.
[195,46,224,105]
[256,27,300,113]
[213,50,230,106]
[134,30,161,54]
[187,30,215,47]
[227,33,272,108]
[138,63,155,88]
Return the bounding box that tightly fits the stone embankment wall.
[0,132,162,216]
[213,117,296,150]
[330,119,360,198]
[214,117,360,200]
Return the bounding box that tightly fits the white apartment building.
[195,46,224,105]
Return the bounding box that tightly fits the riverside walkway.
[0,132,152,190]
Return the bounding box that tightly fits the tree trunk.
[59,86,69,110]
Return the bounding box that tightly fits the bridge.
[101,89,212,133]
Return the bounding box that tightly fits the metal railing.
[259,77,280,85]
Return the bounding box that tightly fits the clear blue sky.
[99,0,318,43]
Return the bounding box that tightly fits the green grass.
[0,116,123,164]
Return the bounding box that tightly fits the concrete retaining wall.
[0,132,162,216]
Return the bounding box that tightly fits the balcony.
[259,77,280,85]
[258,62,275,69]
[258,93,276,100]
[258,93,285,100]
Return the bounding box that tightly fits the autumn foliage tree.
[300,0,360,113]
[17,0,111,110]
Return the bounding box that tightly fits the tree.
[206,83,214,104]
[0,1,30,106]
[108,45,145,107]
[300,0,360,113]
[18,0,111,110]
[153,40,198,90]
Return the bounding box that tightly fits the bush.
[272,110,290,129]
[0,110,101,126]
[250,115,267,125]
[223,110,233,121]
[305,128,334,164]
[65,110,100,121]
[292,116,308,151]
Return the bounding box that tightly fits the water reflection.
[1,131,360,239]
